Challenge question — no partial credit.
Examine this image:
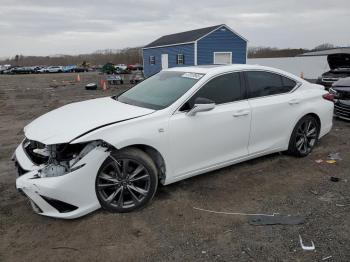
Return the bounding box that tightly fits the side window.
[281,76,297,91]
[180,73,242,111]
[149,56,155,65]
[245,71,296,98]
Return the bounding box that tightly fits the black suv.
[317,53,350,89]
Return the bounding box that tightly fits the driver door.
[168,72,251,178]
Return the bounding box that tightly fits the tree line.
[0,43,338,66]
[0,48,142,67]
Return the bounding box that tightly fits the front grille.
[334,101,350,119]
[322,77,339,83]
[23,138,49,165]
[335,91,350,100]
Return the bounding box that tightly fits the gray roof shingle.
[144,25,223,48]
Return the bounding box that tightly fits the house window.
[176,54,184,65]
[149,56,155,65]
[213,52,232,64]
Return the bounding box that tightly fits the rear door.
[244,70,301,154]
[168,72,251,177]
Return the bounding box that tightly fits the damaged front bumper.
[14,141,110,219]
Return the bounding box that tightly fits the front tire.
[96,148,158,213]
[287,115,320,157]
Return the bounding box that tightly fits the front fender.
[71,115,172,178]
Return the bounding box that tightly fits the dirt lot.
[0,72,349,262]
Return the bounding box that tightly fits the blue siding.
[143,43,194,77]
[197,26,247,65]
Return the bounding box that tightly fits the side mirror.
[187,97,215,116]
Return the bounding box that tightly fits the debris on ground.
[322,255,333,261]
[249,215,305,226]
[326,160,337,164]
[242,247,255,259]
[318,192,344,203]
[49,79,75,88]
[315,159,324,163]
[299,235,315,251]
[336,203,345,207]
[330,177,340,182]
[51,246,80,252]
[85,83,98,90]
[310,190,318,195]
[328,152,342,161]
[193,207,278,217]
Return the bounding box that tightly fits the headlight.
[36,140,103,178]
[329,88,339,98]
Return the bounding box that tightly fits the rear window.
[245,71,296,98]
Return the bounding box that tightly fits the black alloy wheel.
[287,115,320,157]
[96,148,158,213]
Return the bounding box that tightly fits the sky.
[0,0,349,58]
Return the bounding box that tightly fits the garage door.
[214,52,232,64]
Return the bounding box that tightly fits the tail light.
[323,93,334,102]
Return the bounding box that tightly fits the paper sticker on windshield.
[181,73,204,80]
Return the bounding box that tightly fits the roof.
[298,47,350,57]
[165,64,305,81]
[143,24,247,49]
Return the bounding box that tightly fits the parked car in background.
[330,77,350,120]
[0,64,11,74]
[106,74,123,85]
[115,64,127,72]
[317,53,350,89]
[37,67,48,73]
[46,66,63,73]
[30,66,43,73]
[102,63,117,74]
[129,70,144,84]
[63,65,76,73]
[3,66,19,74]
[127,64,143,71]
[13,67,32,74]
[73,67,89,73]
[13,64,333,219]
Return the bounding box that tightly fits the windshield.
[117,71,204,109]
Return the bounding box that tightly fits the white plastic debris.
[299,235,315,251]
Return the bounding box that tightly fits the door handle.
[289,99,300,105]
[233,110,250,117]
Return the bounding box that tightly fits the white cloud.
[0,0,349,57]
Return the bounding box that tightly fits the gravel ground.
[0,72,349,262]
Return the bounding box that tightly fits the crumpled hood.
[24,97,154,144]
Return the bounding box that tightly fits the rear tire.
[287,115,320,157]
[96,148,158,213]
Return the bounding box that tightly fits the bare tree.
[312,43,335,51]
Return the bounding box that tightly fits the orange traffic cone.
[76,74,81,82]
[300,72,304,79]
[102,81,107,91]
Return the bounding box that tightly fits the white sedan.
[13,65,334,219]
